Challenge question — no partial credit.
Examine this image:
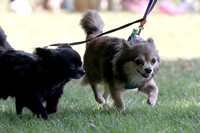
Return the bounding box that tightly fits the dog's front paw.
[46,107,57,114]
[114,103,125,110]
[95,95,105,104]
[37,112,48,119]
[147,96,157,106]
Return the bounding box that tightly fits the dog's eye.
[135,59,143,66]
[151,58,156,64]
[70,65,76,70]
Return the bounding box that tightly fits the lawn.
[0,0,200,133]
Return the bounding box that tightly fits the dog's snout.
[145,68,152,74]
[81,69,86,76]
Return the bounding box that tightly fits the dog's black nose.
[145,68,152,74]
[81,70,86,76]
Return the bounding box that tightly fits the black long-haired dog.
[0,26,85,119]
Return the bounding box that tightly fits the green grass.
[0,1,200,133]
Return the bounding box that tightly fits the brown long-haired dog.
[81,10,160,110]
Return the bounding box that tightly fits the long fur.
[0,26,85,119]
[81,10,160,109]
[0,26,13,50]
[80,10,104,40]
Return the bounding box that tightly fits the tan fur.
[81,10,160,110]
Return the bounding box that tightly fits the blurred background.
[0,0,200,60]
[1,1,200,130]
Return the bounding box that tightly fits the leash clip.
[137,26,144,36]
[137,19,147,36]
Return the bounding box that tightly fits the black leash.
[48,0,157,47]
[49,18,143,47]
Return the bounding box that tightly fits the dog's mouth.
[74,74,84,79]
[70,69,85,79]
[137,69,150,78]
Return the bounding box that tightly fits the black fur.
[0,26,13,50]
[0,26,85,119]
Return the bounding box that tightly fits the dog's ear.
[147,38,154,43]
[35,48,54,59]
[147,38,157,48]
[122,40,131,49]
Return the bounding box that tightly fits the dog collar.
[124,84,139,89]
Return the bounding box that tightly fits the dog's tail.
[0,26,13,50]
[80,10,104,41]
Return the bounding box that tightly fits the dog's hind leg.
[90,83,105,104]
[103,84,110,110]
